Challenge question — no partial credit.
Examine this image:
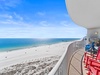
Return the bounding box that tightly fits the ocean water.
[0,38,80,52]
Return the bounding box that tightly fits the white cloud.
[39,21,56,27]
[0,13,27,28]
[0,27,87,38]
[39,21,49,26]
[0,0,22,9]
[60,21,69,27]
[0,14,13,19]
[64,14,69,17]
[0,19,33,28]
[0,13,87,38]
[37,12,45,16]
[0,13,23,22]
[14,12,23,21]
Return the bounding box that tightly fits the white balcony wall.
[48,40,84,75]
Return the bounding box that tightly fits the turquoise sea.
[0,38,80,52]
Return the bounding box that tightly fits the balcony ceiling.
[66,0,100,29]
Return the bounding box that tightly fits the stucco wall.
[87,28,100,43]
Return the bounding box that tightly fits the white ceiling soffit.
[66,0,100,29]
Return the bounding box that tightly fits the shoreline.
[0,42,72,74]
[0,41,66,53]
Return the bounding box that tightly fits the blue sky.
[0,0,87,38]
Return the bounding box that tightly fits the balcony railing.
[48,39,85,75]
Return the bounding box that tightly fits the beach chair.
[87,65,100,75]
[84,47,100,68]
[88,58,100,68]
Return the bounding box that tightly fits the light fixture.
[94,31,98,34]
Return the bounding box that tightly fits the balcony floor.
[68,48,87,75]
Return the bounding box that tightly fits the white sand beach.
[0,42,71,75]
